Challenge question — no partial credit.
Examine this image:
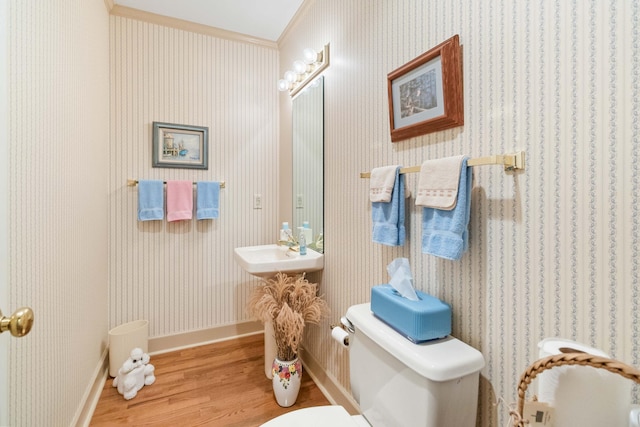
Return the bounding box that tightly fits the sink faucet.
[277,230,299,251]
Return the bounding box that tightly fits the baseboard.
[300,348,360,416]
[74,348,109,427]
[148,320,263,355]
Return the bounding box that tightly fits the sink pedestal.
[264,320,276,379]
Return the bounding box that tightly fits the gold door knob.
[0,307,34,337]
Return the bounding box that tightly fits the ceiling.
[114,0,304,42]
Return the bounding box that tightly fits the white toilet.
[261,303,485,427]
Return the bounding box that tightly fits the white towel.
[415,155,465,210]
[369,165,399,202]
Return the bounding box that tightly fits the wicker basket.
[511,352,640,426]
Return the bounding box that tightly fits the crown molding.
[103,0,114,13]
[110,5,278,50]
[278,0,315,46]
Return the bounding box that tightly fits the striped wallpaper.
[108,17,279,336]
[6,0,110,425]
[280,1,640,426]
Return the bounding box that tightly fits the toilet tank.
[346,303,485,427]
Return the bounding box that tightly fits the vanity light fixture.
[278,44,330,97]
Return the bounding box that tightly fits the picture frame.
[152,122,208,169]
[387,35,464,142]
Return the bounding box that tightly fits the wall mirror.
[292,76,324,253]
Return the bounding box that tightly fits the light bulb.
[293,60,308,74]
[303,48,318,65]
[284,70,297,83]
[277,79,290,91]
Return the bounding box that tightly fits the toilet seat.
[259,405,367,427]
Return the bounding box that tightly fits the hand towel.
[421,157,472,260]
[196,181,220,220]
[372,166,406,246]
[415,155,466,210]
[166,180,193,222]
[370,165,399,202]
[137,180,164,221]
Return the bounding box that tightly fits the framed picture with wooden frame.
[387,35,463,142]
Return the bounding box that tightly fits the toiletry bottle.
[280,222,291,242]
[298,229,307,255]
[302,221,313,246]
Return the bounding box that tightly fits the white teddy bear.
[112,347,156,400]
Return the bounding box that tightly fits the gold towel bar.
[127,179,226,188]
[360,151,525,178]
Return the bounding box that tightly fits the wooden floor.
[90,334,331,426]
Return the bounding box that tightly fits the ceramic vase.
[271,357,302,407]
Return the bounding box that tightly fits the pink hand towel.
[166,180,193,222]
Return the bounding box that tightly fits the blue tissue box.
[371,284,451,343]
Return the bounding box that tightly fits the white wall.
[280,2,640,426]
[6,0,110,424]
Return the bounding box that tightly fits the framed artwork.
[387,35,464,142]
[152,122,208,169]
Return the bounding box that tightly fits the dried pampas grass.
[247,272,330,361]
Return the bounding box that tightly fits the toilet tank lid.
[346,303,485,382]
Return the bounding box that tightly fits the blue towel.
[421,157,472,260]
[196,181,220,220]
[372,166,405,246]
[137,180,164,221]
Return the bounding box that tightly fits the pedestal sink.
[234,244,324,378]
[233,244,324,278]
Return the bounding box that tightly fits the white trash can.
[109,320,149,377]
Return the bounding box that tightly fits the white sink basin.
[233,244,324,278]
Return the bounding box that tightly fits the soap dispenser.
[299,221,313,246]
[298,229,307,256]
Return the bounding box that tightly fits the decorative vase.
[271,357,302,407]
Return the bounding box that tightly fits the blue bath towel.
[137,180,164,221]
[196,181,220,220]
[372,166,406,246]
[421,157,472,260]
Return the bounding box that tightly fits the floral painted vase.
[271,357,302,407]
